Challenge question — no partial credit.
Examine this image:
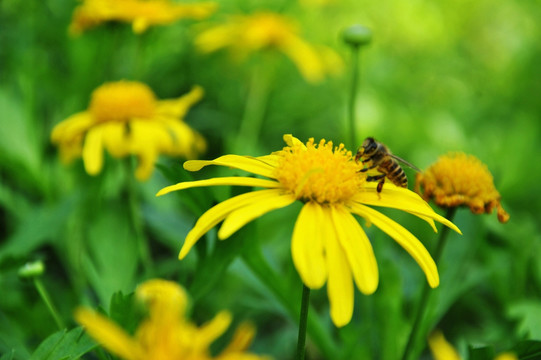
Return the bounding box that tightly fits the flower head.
[75,279,268,360]
[157,135,461,327]
[428,330,517,360]
[51,81,206,180]
[195,12,343,83]
[415,152,509,223]
[70,0,217,35]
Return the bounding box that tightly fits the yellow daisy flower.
[51,81,206,180]
[69,0,218,35]
[428,330,517,360]
[75,279,269,360]
[195,12,343,83]
[157,135,461,327]
[415,152,510,223]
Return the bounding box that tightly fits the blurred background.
[1,0,540,359]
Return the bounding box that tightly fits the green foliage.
[1,0,540,359]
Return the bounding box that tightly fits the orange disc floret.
[415,152,509,223]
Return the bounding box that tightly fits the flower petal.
[156,86,204,118]
[82,126,105,175]
[184,155,276,179]
[291,202,327,289]
[156,177,280,197]
[179,189,284,259]
[220,322,256,354]
[330,205,378,294]
[195,311,232,350]
[74,308,142,360]
[321,206,354,327]
[282,134,305,148]
[350,203,439,288]
[218,191,296,239]
[354,184,462,235]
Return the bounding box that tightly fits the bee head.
[355,137,377,161]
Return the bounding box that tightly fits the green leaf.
[109,291,140,335]
[468,345,495,360]
[0,195,77,264]
[29,327,96,360]
[0,350,15,360]
[508,301,541,339]
[512,339,541,359]
[82,204,139,305]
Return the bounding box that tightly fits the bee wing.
[389,154,422,173]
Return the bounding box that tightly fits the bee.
[355,137,421,193]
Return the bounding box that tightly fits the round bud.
[18,260,45,278]
[342,25,372,47]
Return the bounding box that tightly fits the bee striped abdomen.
[379,159,408,188]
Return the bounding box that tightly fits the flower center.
[244,13,295,48]
[274,138,365,203]
[89,81,157,122]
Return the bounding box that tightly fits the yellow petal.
[51,112,93,143]
[322,206,354,327]
[156,86,204,118]
[194,311,232,351]
[282,134,306,148]
[82,126,105,176]
[291,202,327,289]
[220,322,256,354]
[218,191,296,239]
[74,308,142,360]
[281,36,325,83]
[428,330,461,360]
[179,189,284,259]
[494,353,518,360]
[350,203,439,288]
[156,177,280,197]
[101,122,129,157]
[354,184,462,235]
[183,155,277,178]
[330,205,378,294]
[195,24,237,53]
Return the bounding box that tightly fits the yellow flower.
[75,279,268,360]
[195,12,343,83]
[51,81,206,180]
[415,152,510,223]
[428,330,517,360]
[69,0,217,35]
[157,135,461,327]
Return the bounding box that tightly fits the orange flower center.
[89,81,157,122]
[415,152,509,223]
[274,138,365,203]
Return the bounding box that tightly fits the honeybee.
[355,137,421,193]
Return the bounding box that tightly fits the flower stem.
[33,278,65,330]
[234,59,273,153]
[125,159,152,274]
[400,207,457,360]
[296,284,311,360]
[348,46,360,149]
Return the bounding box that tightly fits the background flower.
[75,279,269,360]
[69,0,218,35]
[51,81,206,180]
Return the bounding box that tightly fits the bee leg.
[377,178,385,193]
[359,163,378,173]
[366,174,386,182]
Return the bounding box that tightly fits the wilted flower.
[69,0,217,35]
[195,12,343,83]
[75,279,268,360]
[51,81,205,180]
[415,152,509,223]
[157,135,460,326]
[428,330,517,360]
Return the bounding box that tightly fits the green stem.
[241,249,338,359]
[126,160,152,274]
[234,60,272,153]
[400,207,457,360]
[33,278,65,330]
[296,284,311,360]
[348,45,360,149]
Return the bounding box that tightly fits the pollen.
[415,152,509,223]
[274,138,365,204]
[89,81,157,122]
